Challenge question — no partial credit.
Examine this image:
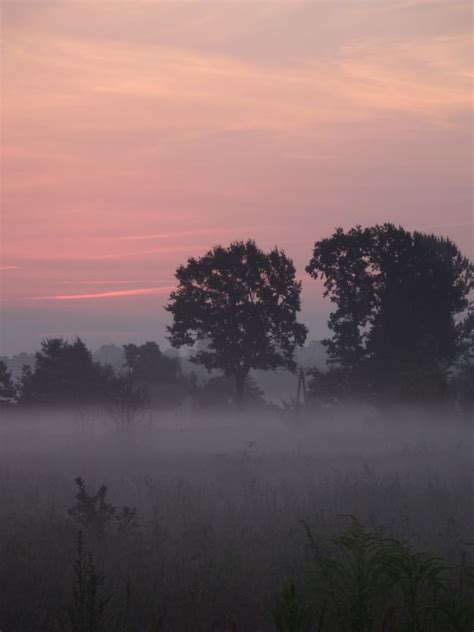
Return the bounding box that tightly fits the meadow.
[1,406,472,631]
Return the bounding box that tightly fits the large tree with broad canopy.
[306,223,473,402]
[166,240,307,405]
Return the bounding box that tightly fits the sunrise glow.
[1,1,472,352]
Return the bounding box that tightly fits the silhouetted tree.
[0,352,35,380]
[306,366,347,407]
[0,360,15,403]
[166,240,307,405]
[123,342,180,383]
[121,341,184,406]
[18,337,110,404]
[107,369,150,426]
[306,224,473,403]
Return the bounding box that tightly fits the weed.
[272,579,313,632]
[57,531,111,632]
[68,477,136,538]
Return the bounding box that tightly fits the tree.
[306,366,347,407]
[0,352,35,380]
[121,341,185,407]
[93,344,125,372]
[123,342,180,384]
[18,337,110,404]
[306,224,473,403]
[166,240,307,405]
[107,369,150,427]
[0,360,15,403]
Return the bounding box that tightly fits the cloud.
[0,266,21,272]
[82,248,191,261]
[4,21,470,150]
[117,225,282,241]
[35,287,174,301]
[1,0,472,347]
[117,228,223,242]
[73,279,168,286]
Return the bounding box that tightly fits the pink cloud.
[35,287,174,301]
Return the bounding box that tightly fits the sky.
[1,0,472,355]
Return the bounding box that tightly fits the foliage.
[124,342,180,384]
[58,531,111,632]
[0,359,15,402]
[68,477,136,538]
[0,351,35,381]
[1,435,473,631]
[122,341,186,407]
[301,517,474,632]
[306,224,473,403]
[107,369,150,427]
[166,240,307,405]
[306,366,347,406]
[272,580,313,632]
[18,337,112,405]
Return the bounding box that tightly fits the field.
[1,406,472,631]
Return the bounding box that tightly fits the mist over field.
[1,405,473,631]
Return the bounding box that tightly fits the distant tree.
[18,337,110,404]
[0,352,35,380]
[18,364,35,402]
[166,240,307,405]
[306,366,347,407]
[122,341,184,406]
[93,344,125,372]
[0,360,15,403]
[123,342,180,384]
[107,369,150,427]
[306,224,473,403]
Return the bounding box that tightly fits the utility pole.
[296,366,307,409]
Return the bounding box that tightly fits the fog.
[1,406,472,630]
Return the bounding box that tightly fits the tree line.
[1,223,472,413]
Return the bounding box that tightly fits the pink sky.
[1,1,472,354]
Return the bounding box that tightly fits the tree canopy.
[19,337,111,404]
[123,342,180,384]
[166,240,307,404]
[0,361,15,402]
[306,223,473,402]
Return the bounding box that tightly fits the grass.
[0,407,472,630]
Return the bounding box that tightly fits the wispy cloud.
[117,228,220,241]
[82,247,192,261]
[35,287,174,301]
[117,225,282,242]
[0,265,21,271]
[72,279,168,286]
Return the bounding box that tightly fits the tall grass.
[0,408,472,630]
